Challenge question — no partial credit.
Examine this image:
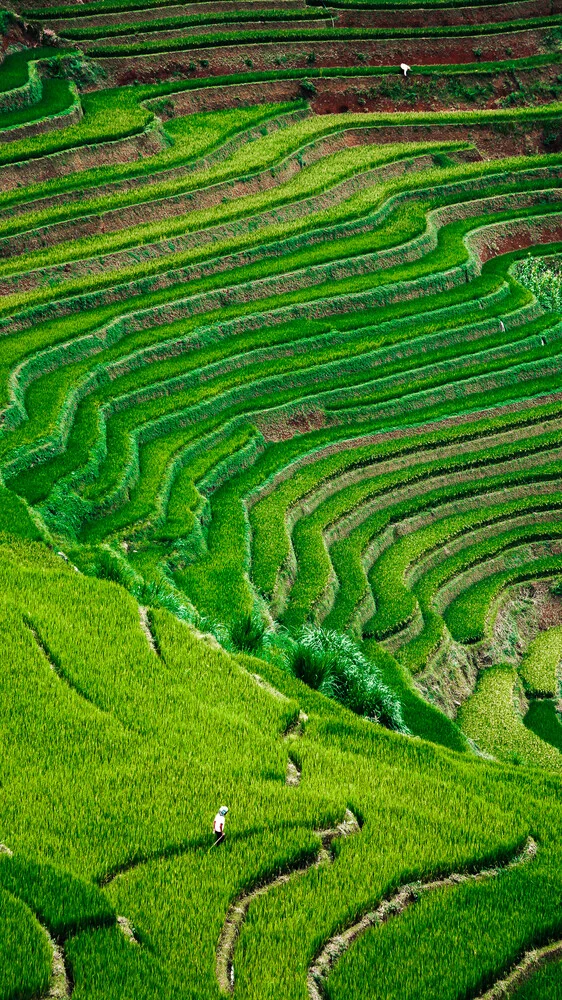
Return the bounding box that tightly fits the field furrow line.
[216,809,361,995]
[307,838,537,1000]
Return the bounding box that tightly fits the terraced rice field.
[1,0,562,997]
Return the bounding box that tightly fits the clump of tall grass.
[226,617,407,731]
[288,626,409,733]
[229,611,268,654]
[40,483,92,539]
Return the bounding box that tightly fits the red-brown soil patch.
[311,65,562,114]
[532,579,562,629]
[258,407,326,442]
[473,217,562,262]
[147,77,301,113]
[134,65,561,121]
[99,28,553,87]
[339,0,560,27]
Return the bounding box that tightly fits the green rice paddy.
[0,0,561,995]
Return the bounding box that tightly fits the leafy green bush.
[290,641,334,692]
[516,255,562,311]
[299,79,317,97]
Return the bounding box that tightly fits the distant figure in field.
[213,806,228,845]
[400,63,411,77]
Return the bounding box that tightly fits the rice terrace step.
[0,1,561,998]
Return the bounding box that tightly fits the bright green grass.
[0,88,152,167]
[0,483,42,540]
[326,848,562,1000]
[458,665,562,769]
[3,539,562,1000]
[0,887,52,1000]
[366,499,562,641]
[0,137,445,275]
[0,100,302,212]
[22,0,554,15]
[80,312,560,544]
[3,58,562,1000]
[0,78,75,130]
[177,411,562,628]
[0,116,557,266]
[0,194,516,484]
[2,201,554,503]
[515,962,562,1000]
[0,48,61,93]
[0,192,432,319]
[520,626,562,696]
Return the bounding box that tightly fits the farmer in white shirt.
[213,806,228,845]
[400,63,411,77]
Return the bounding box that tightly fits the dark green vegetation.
[0,0,562,996]
[517,963,562,999]
[525,700,562,751]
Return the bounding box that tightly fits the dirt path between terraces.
[100,27,553,86]
[216,809,361,993]
[478,937,562,998]
[308,838,537,1000]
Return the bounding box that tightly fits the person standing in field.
[213,806,228,845]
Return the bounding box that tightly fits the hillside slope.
[0,0,562,996]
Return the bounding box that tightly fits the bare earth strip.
[116,914,139,944]
[478,938,562,998]
[138,605,161,657]
[284,709,307,786]
[45,929,71,1000]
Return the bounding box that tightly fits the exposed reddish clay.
[310,65,562,114]
[123,63,560,118]
[99,28,552,88]
[258,408,327,442]
[474,218,562,262]
[338,0,558,27]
